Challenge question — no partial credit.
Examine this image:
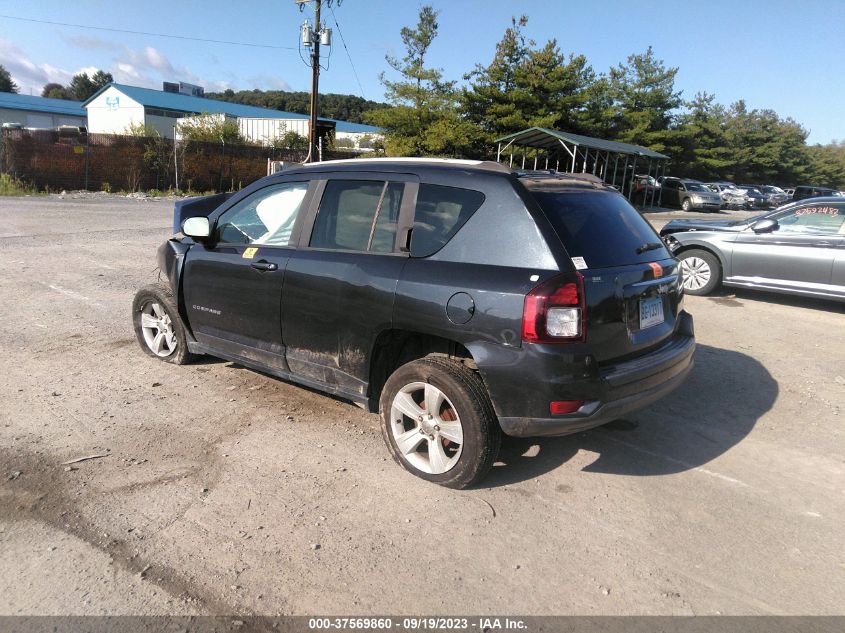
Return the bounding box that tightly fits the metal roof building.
[82,83,380,144]
[495,127,669,206]
[0,93,86,129]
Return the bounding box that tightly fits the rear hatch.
[528,187,684,364]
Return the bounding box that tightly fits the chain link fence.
[0,129,356,193]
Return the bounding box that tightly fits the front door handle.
[250,260,278,272]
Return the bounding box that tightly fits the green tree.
[517,43,596,134]
[42,82,70,99]
[68,70,112,101]
[461,17,599,158]
[0,64,18,93]
[364,5,477,157]
[672,92,733,180]
[722,101,811,184]
[607,47,683,154]
[805,141,845,188]
[461,15,532,147]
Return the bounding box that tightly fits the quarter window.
[410,184,485,257]
[216,182,309,246]
[310,180,404,252]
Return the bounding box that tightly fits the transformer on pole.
[296,0,337,162]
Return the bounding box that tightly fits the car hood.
[659,218,747,236]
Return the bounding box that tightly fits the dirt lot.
[1,195,843,616]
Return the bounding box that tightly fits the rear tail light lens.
[522,273,585,343]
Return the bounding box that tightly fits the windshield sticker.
[796,207,840,216]
[571,256,588,270]
[242,247,258,259]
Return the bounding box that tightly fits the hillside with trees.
[205,89,388,125]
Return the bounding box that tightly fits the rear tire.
[379,356,501,489]
[132,283,196,365]
[678,249,721,296]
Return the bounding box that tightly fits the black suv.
[133,159,695,488]
[792,185,840,201]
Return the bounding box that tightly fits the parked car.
[737,185,769,209]
[659,197,845,301]
[660,178,723,211]
[783,188,795,199]
[757,185,789,208]
[792,185,840,201]
[631,174,660,205]
[133,159,695,488]
[703,182,748,209]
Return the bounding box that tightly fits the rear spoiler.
[172,193,234,234]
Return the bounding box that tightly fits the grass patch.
[0,174,41,196]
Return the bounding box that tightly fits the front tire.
[681,198,692,212]
[379,357,501,489]
[678,249,721,296]
[132,283,196,365]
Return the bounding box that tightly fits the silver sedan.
[658,197,845,302]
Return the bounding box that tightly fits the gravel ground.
[0,195,843,616]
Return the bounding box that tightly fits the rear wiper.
[635,242,663,254]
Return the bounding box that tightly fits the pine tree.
[608,47,682,153]
[365,6,477,156]
[0,64,19,93]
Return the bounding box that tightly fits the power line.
[0,14,298,50]
[328,4,366,100]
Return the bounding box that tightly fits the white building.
[0,92,86,129]
[83,83,380,148]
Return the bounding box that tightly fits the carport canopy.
[494,127,670,207]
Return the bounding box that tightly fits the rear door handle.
[250,260,278,272]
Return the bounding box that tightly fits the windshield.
[529,189,670,269]
[686,183,709,192]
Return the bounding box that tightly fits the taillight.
[522,272,586,343]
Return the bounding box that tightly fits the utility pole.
[297,0,334,163]
[308,0,321,163]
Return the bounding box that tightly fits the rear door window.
[310,180,405,252]
[529,189,670,269]
[411,184,485,257]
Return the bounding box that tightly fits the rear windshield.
[529,190,670,269]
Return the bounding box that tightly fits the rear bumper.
[497,317,695,437]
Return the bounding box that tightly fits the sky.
[1,0,843,144]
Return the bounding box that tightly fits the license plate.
[639,296,664,329]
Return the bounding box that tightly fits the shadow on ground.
[481,344,778,488]
[709,287,845,314]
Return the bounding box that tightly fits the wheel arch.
[367,329,479,413]
[673,240,729,272]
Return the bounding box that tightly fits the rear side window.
[530,190,670,269]
[310,180,404,252]
[411,184,485,257]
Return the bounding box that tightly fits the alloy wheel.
[389,382,464,475]
[140,301,178,357]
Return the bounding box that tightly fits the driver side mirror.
[751,218,778,234]
[182,216,210,240]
